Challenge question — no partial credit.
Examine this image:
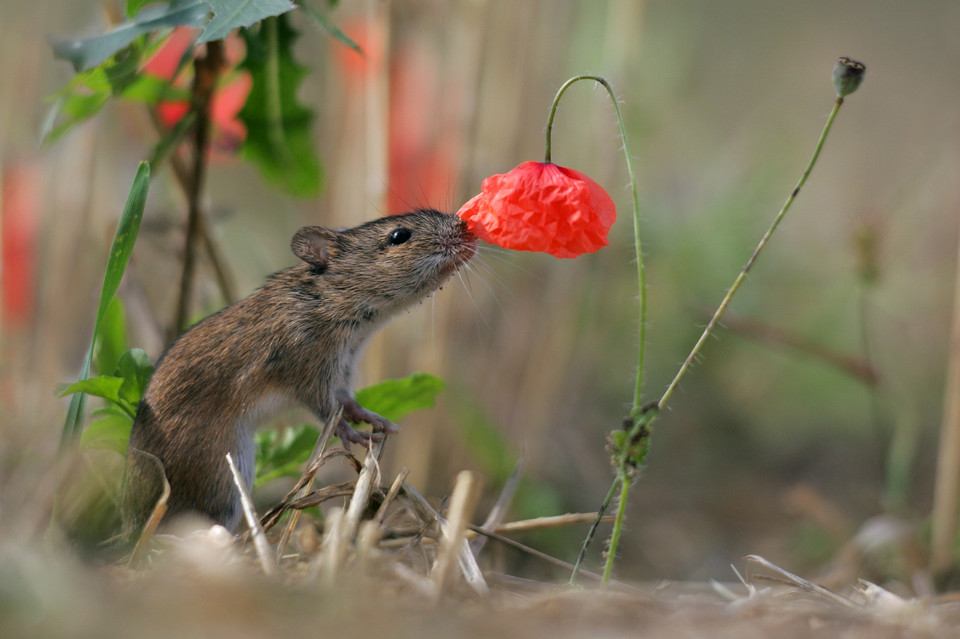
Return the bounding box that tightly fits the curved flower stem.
[545,76,648,586]
[545,75,647,417]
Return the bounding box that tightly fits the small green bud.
[832,57,866,97]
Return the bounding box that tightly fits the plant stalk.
[576,92,849,586]
[658,97,844,411]
[544,74,647,417]
[545,76,648,586]
[172,40,224,339]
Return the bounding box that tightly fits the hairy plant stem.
[572,93,849,586]
[544,76,647,415]
[544,76,648,586]
[172,41,224,340]
[658,96,845,411]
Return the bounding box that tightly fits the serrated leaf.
[51,0,210,72]
[239,15,322,197]
[355,373,446,423]
[81,413,133,454]
[198,0,296,44]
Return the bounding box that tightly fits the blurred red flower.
[457,161,616,258]
[143,28,251,154]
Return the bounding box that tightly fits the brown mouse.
[123,209,476,534]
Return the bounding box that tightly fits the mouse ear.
[291,227,337,271]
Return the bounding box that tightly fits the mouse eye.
[387,227,412,246]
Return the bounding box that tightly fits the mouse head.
[290,209,476,315]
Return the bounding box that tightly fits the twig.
[259,480,355,533]
[226,452,276,576]
[481,513,615,535]
[149,108,236,308]
[719,312,880,386]
[322,439,384,583]
[468,524,606,583]
[173,40,224,338]
[431,471,485,599]
[127,450,170,567]
[744,555,855,608]
[471,458,523,554]
[273,409,342,558]
[373,468,410,525]
[401,482,488,595]
[931,213,960,574]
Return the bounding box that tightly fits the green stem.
[544,75,647,417]
[576,90,849,586]
[569,473,618,585]
[658,96,844,412]
[546,76,648,586]
[603,476,631,584]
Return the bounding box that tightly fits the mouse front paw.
[336,418,385,447]
[340,395,399,435]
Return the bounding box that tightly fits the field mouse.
[123,209,476,534]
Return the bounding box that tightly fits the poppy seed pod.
[832,57,865,98]
[457,161,616,258]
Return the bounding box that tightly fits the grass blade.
[60,161,151,449]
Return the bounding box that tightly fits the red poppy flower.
[457,161,616,258]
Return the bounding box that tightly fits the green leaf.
[43,93,111,145]
[121,73,190,104]
[115,348,154,409]
[81,413,134,455]
[354,373,446,423]
[102,43,145,95]
[50,0,210,72]
[239,15,322,197]
[61,162,151,449]
[44,35,176,144]
[299,1,364,57]
[94,296,128,377]
[60,376,126,404]
[198,0,296,44]
[254,424,320,487]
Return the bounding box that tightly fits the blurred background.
[2,0,959,586]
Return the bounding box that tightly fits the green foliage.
[61,347,154,421]
[239,15,322,197]
[44,37,184,143]
[354,373,446,423]
[50,1,210,72]
[255,424,321,487]
[254,373,446,487]
[81,410,136,455]
[199,0,296,44]
[94,296,128,377]
[61,162,151,448]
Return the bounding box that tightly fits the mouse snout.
[445,219,477,265]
